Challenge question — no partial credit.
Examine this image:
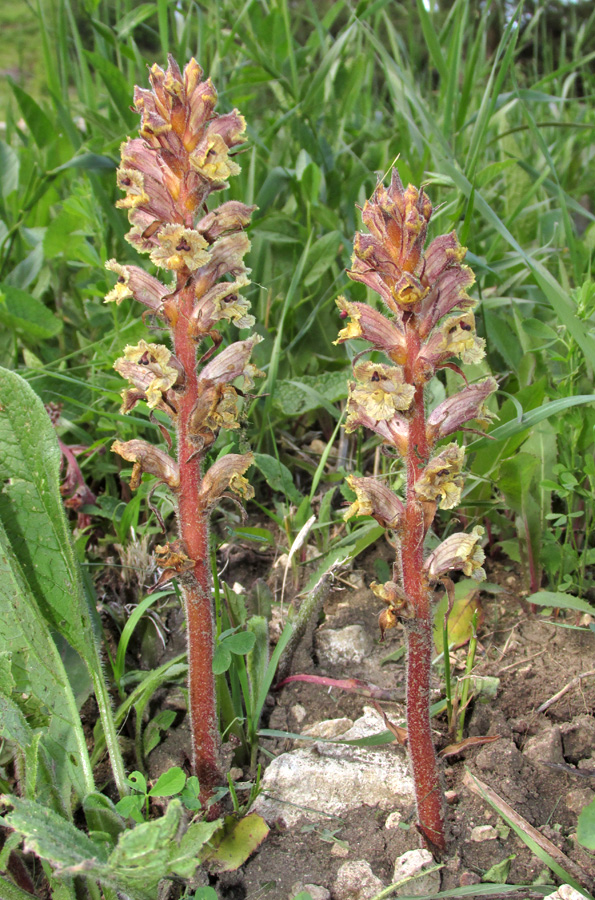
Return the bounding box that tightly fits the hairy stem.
[174,284,222,804]
[403,344,446,851]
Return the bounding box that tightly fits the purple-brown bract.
[337,170,497,851]
[107,56,261,806]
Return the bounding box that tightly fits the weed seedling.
[337,171,496,850]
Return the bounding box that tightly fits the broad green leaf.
[0,796,108,870]
[253,453,302,504]
[434,580,481,653]
[273,370,347,418]
[192,888,219,900]
[149,767,186,798]
[482,854,515,884]
[0,520,94,802]
[170,819,222,878]
[143,709,176,756]
[0,369,100,671]
[0,284,62,340]
[43,208,101,266]
[213,643,232,675]
[107,801,182,899]
[202,813,269,873]
[8,80,54,149]
[577,798,595,850]
[83,793,125,845]
[4,244,45,291]
[223,631,257,655]
[527,592,595,616]
[499,454,540,514]
[0,694,34,750]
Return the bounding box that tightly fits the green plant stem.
[174,283,222,806]
[90,669,128,798]
[402,334,446,852]
[456,611,478,743]
[442,618,454,732]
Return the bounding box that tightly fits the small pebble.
[331,843,350,858]
[469,825,498,842]
[385,811,402,829]
[333,860,384,900]
[290,703,307,724]
[460,872,481,886]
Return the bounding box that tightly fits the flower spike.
[337,170,497,852]
[108,57,261,805]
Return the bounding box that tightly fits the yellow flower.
[105,260,133,305]
[115,340,179,409]
[191,132,241,184]
[115,168,149,210]
[348,361,414,424]
[149,224,210,272]
[440,312,485,365]
[414,443,465,510]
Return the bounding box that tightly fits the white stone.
[303,717,353,740]
[469,824,498,842]
[333,860,384,900]
[252,707,413,826]
[544,887,588,900]
[315,625,373,666]
[291,703,307,724]
[559,887,589,900]
[385,810,402,829]
[392,849,441,897]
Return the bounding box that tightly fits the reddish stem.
[402,329,446,852]
[174,284,222,805]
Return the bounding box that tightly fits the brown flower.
[112,439,179,490]
[344,475,404,529]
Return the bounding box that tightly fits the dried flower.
[425,526,486,581]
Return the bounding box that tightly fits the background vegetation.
[2,0,594,600]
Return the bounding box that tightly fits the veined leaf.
[0,284,62,340]
[0,520,94,803]
[527,591,595,616]
[0,368,100,670]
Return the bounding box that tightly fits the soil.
[59,538,595,900]
[131,538,595,900]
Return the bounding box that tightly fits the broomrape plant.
[108,56,261,805]
[337,171,497,851]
